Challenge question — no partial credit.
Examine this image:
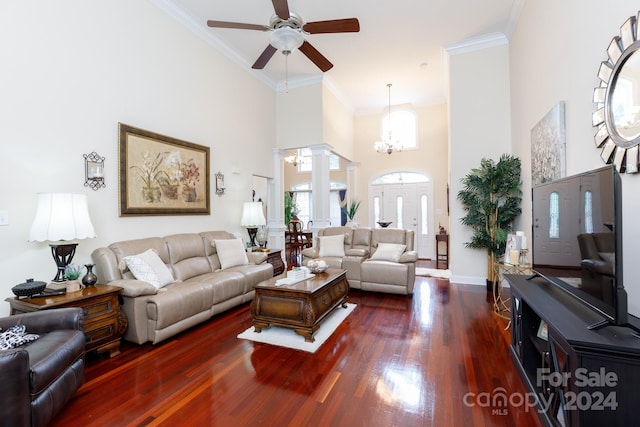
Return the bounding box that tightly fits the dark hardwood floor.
[52,263,542,427]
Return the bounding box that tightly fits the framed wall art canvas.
[118,123,210,216]
[531,101,566,186]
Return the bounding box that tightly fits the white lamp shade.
[241,202,266,227]
[29,193,96,242]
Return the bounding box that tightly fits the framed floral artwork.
[118,123,210,216]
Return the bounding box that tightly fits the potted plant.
[457,154,522,291]
[342,199,360,227]
[64,264,84,292]
[284,193,298,225]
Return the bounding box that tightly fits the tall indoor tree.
[457,154,522,290]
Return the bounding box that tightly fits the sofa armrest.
[108,279,159,298]
[398,251,418,263]
[0,348,30,426]
[345,248,370,258]
[248,252,267,264]
[581,259,614,276]
[302,247,319,258]
[0,307,84,333]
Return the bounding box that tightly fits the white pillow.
[124,249,174,289]
[318,234,345,257]
[370,243,407,262]
[214,239,249,269]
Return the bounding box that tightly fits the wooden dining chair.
[287,219,306,267]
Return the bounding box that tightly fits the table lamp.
[240,202,266,247]
[29,193,96,281]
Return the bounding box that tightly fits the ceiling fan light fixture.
[269,27,304,53]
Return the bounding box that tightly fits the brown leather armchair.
[577,233,615,305]
[0,307,85,427]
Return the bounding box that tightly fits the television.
[531,165,628,329]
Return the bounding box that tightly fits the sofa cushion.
[124,249,174,289]
[214,239,249,270]
[318,234,346,257]
[370,243,407,262]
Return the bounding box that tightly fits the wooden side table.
[6,284,127,358]
[263,249,285,276]
[435,233,449,269]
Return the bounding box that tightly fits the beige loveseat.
[302,227,417,295]
[92,231,273,344]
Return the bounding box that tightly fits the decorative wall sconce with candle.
[84,152,105,190]
[215,171,225,195]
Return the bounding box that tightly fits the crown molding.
[444,32,508,56]
[149,0,276,90]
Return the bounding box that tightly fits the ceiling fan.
[206,0,360,72]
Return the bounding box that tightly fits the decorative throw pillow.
[370,243,407,262]
[318,234,345,257]
[123,248,174,289]
[0,324,39,351]
[214,239,249,269]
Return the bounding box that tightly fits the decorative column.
[346,161,360,202]
[309,143,333,229]
[267,149,287,251]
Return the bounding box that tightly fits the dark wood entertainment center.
[506,274,640,426]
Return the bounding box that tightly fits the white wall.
[0,1,275,315]
[447,41,512,285]
[510,1,640,317]
[276,83,323,149]
[322,83,354,160]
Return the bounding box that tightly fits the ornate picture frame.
[118,123,210,216]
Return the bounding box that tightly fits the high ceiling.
[155,0,523,115]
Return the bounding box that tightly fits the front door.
[370,181,433,259]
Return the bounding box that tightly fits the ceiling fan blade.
[252,45,278,69]
[271,0,290,20]
[207,20,269,31]
[299,41,333,72]
[303,18,360,34]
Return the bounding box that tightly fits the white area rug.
[237,303,356,353]
[416,267,451,279]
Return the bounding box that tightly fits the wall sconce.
[215,171,225,195]
[84,152,105,190]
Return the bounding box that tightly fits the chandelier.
[374,83,402,155]
[285,153,302,166]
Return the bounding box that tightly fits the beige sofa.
[302,227,417,295]
[92,231,273,345]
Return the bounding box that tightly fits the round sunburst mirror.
[593,12,640,173]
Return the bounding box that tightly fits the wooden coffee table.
[250,268,349,342]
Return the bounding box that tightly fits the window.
[371,172,429,185]
[584,191,593,233]
[396,196,403,229]
[374,196,380,225]
[420,195,428,236]
[297,148,340,172]
[293,191,310,226]
[382,110,417,149]
[549,192,559,239]
[291,183,346,227]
